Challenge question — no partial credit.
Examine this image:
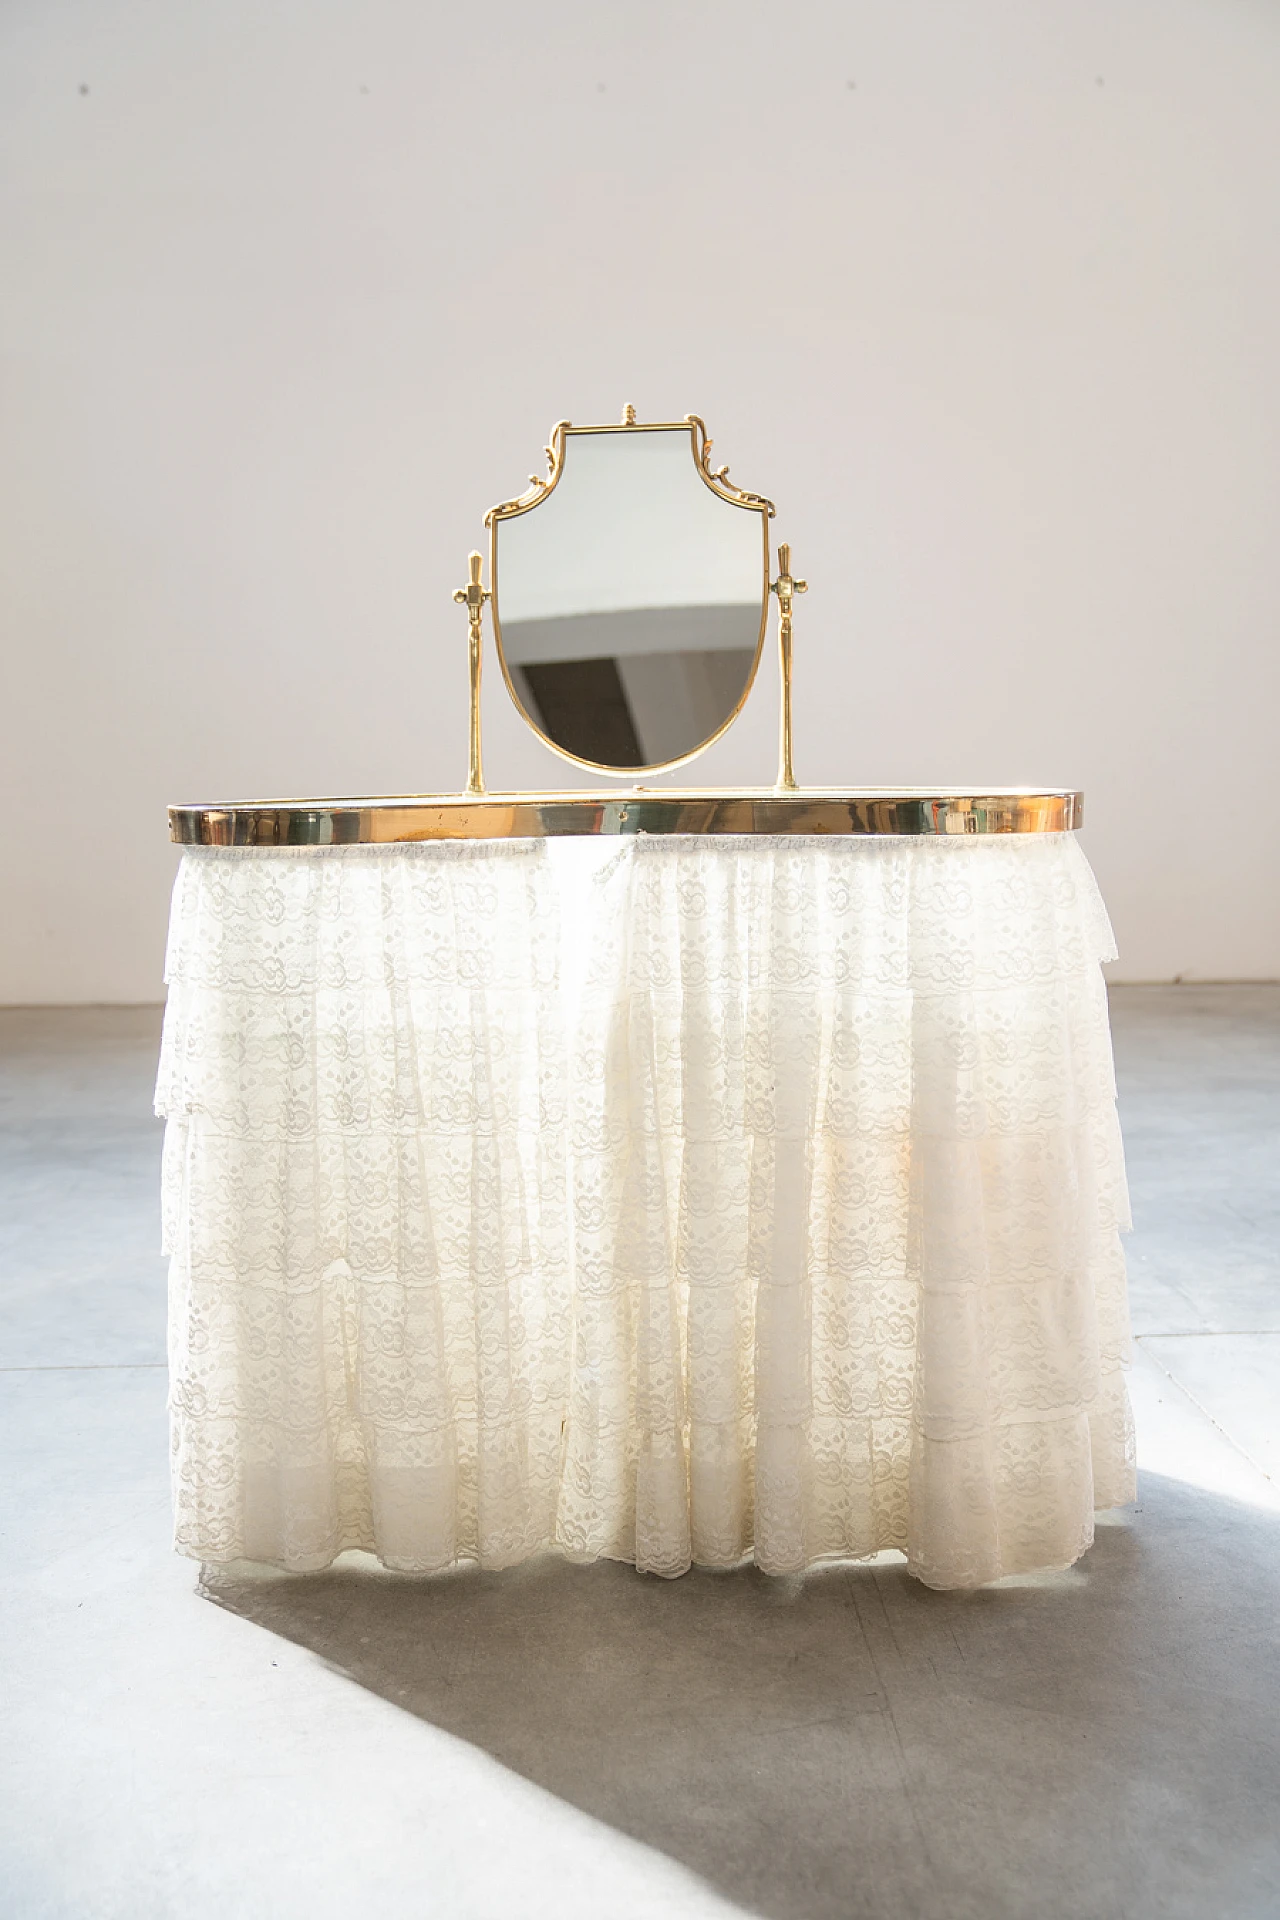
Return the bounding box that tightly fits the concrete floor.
[1,989,1278,1920]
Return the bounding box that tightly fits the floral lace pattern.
[158,843,569,1573]
[565,834,1134,1589]
[158,834,1134,1589]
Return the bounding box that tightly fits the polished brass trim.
[169,789,1084,846]
[770,542,807,791]
[482,410,774,779]
[685,414,776,518]
[482,420,570,526]
[452,550,489,794]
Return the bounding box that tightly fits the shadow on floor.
[202,1472,1280,1920]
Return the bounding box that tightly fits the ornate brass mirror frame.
[457,405,802,793]
[168,399,1084,847]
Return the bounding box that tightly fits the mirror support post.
[453,551,490,795]
[770,543,807,791]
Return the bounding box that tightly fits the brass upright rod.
[453,550,490,795]
[770,542,807,791]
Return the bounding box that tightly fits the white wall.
[2,0,1278,1001]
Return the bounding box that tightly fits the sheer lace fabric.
[566,834,1134,1589]
[158,843,569,1573]
[158,834,1134,1590]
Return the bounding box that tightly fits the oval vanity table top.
[169,787,1083,846]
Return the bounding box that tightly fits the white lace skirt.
[157,834,1134,1590]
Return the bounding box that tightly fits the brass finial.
[771,544,808,610]
[621,402,637,425]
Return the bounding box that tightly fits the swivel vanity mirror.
[169,401,1082,844]
[456,405,804,792]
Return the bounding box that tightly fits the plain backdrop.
[2,0,1278,1001]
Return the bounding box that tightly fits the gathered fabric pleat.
[158,832,1134,1589]
[564,832,1134,1588]
[157,842,569,1573]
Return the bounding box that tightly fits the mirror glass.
[491,425,768,772]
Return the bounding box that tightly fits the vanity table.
[159,411,1134,1591]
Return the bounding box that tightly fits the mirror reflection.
[492,426,768,771]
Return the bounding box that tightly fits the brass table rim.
[169,789,1083,845]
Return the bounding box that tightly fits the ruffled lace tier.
[566,835,1134,1589]
[158,834,1135,1589]
[159,844,571,1573]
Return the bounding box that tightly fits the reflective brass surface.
[770,542,807,791]
[451,550,489,794]
[169,789,1083,846]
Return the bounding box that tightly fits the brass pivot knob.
[453,549,490,615]
[770,541,807,612]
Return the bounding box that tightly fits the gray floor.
[1,990,1278,1920]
